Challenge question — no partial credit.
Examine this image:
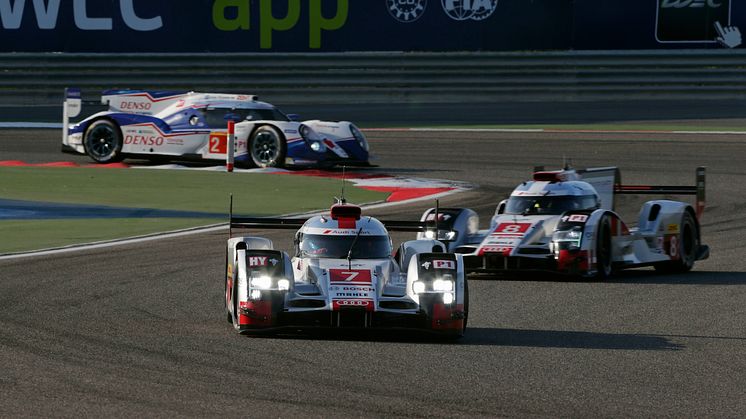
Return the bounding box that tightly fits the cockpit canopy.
[298,234,392,259]
[507,180,600,215]
[505,194,599,215]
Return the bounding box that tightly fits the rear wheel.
[595,215,613,280]
[249,126,286,168]
[655,212,698,273]
[83,119,124,163]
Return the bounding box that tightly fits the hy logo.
[442,0,497,21]
[661,0,722,8]
[387,0,427,23]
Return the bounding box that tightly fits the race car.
[416,166,709,279]
[224,201,469,338]
[61,88,370,168]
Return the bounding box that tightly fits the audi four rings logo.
[337,300,370,306]
[387,0,427,23]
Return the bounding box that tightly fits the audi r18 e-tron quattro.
[415,166,709,279]
[224,202,468,337]
[61,88,369,168]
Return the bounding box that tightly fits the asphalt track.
[1,128,746,417]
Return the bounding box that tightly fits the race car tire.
[594,215,613,280]
[655,211,698,274]
[83,119,124,164]
[461,277,469,334]
[249,126,286,168]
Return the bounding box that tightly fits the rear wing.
[614,166,706,220]
[228,196,436,239]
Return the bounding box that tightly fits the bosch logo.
[120,101,152,111]
[337,300,370,307]
[661,0,722,8]
[124,135,164,146]
[442,0,498,21]
[387,0,427,23]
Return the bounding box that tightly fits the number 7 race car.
[61,88,370,168]
[224,201,469,338]
[416,166,710,279]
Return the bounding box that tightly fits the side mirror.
[496,199,508,215]
[287,113,300,122]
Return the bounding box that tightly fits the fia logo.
[442,0,498,21]
[387,0,428,23]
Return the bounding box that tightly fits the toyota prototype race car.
[224,200,468,338]
[415,166,709,280]
[61,88,370,168]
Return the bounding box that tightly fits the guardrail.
[1,50,745,105]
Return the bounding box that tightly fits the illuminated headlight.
[250,289,262,300]
[250,275,272,290]
[310,141,326,152]
[432,279,453,292]
[443,292,454,305]
[277,279,290,291]
[424,230,435,240]
[441,230,458,241]
[350,125,368,152]
[553,228,583,248]
[413,281,426,294]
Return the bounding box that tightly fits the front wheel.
[83,119,124,163]
[249,126,286,168]
[594,215,613,280]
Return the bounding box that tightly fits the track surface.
[1,129,746,417]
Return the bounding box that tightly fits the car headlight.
[350,125,368,152]
[310,141,326,152]
[433,279,454,292]
[413,281,426,294]
[552,227,583,251]
[443,292,454,305]
[250,275,272,290]
[277,279,290,291]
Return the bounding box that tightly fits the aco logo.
[441,0,497,21]
[387,0,427,23]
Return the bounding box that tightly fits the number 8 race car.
[224,201,469,338]
[61,88,370,168]
[416,166,710,279]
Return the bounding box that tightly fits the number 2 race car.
[224,201,469,338]
[61,88,370,168]
[416,166,709,279]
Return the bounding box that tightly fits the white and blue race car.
[61,88,370,168]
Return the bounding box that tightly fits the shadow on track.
[461,327,684,350]
[468,271,746,286]
[237,327,683,350]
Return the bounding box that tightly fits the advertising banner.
[0,0,741,52]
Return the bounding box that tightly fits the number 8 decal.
[670,235,678,258]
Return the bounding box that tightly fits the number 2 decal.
[209,137,222,153]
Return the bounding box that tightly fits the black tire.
[595,215,613,280]
[249,126,286,168]
[655,211,698,274]
[83,119,124,163]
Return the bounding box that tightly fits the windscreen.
[299,234,392,259]
[505,195,598,215]
[203,108,288,128]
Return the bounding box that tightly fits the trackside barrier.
[1,51,746,105]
